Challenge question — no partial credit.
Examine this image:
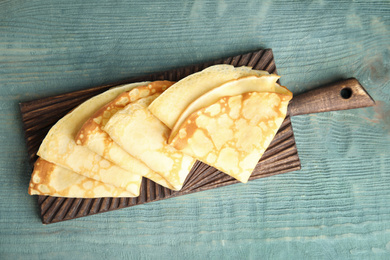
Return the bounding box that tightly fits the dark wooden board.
[20,49,301,224]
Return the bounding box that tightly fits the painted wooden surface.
[1,0,389,259]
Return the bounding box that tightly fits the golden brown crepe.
[29,158,135,198]
[29,65,294,199]
[75,81,175,189]
[169,75,289,143]
[149,65,269,129]
[37,82,149,195]
[169,91,292,183]
[104,94,196,191]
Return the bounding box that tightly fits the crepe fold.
[35,82,153,196]
[149,65,269,129]
[169,91,292,183]
[75,81,176,189]
[104,94,196,191]
[151,66,293,183]
[168,75,290,143]
[29,158,134,198]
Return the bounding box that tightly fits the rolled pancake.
[75,81,176,189]
[104,94,196,191]
[29,158,134,198]
[149,65,269,129]
[169,75,290,143]
[37,82,149,195]
[170,92,292,183]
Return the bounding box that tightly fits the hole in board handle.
[340,87,353,99]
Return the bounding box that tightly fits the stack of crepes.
[28,65,293,198]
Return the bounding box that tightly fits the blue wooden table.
[1,1,389,259]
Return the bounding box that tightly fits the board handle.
[288,78,375,116]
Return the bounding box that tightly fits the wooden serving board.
[20,49,375,224]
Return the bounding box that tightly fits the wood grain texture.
[1,0,390,259]
[20,49,301,224]
[289,78,376,116]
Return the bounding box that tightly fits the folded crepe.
[149,65,269,129]
[104,94,196,191]
[169,75,289,143]
[29,158,134,198]
[75,81,176,189]
[36,82,150,195]
[169,76,293,183]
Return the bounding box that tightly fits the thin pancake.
[170,92,292,183]
[75,81,175,189]
[29,158,135,198]
[104,94,196,191]
[169,75,290,143]
[37,82,148,195]
[149,65,269,129]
